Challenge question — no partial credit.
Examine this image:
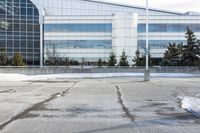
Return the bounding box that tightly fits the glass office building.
[0,0,200,66]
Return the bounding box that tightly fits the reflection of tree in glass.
[0,48,7,66]
[0,21,8,30]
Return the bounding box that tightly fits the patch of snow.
[0,73,199,82]
[0,73,30,81]
[56,94,61,97]
[152,73,196,78]
[179,96,200,117]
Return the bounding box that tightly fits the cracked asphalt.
[0,77,200,133]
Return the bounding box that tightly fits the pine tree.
[133,49,145,66]
[181,27,200,66]
[64,57,70,66]
[97,58,103,67]
[0,50,7,65]
[108,51,117,66]
[133,49,156,66]
[12,53,25,66]
[119,50,129,66]
[162,42,182,66]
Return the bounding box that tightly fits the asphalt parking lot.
[0,77,200,133]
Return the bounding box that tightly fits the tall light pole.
[144,0,150,81]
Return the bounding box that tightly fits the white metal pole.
[146,0,149,70]
[144,0,150,81]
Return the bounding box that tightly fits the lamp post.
[144,0,150,81]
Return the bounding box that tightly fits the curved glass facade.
[0,0,40,66]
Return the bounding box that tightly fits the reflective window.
[0,0,40,66]
[44,24,112,32]
[138,40,186,49]
[44,40,112,49]
[138,24,200,33]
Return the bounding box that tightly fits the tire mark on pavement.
[115,85,135,121]
[0,81,78,130]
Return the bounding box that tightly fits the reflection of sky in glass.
[44,40,112,49]
[138,24,200,32]
[138,40,186,49]
[44,24,112,32]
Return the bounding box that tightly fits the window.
[138,40,186,49]
[44,40,112,49]
[138,24,200,33]
[44,24,112,33]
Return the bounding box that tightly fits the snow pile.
[179,96,200,117]
[0,73,198,82]
[0,73,30,81]
[0,73,143,81]
[152,73,196,78]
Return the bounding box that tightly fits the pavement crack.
[0,81,78,130]
[115,85,135,121]
[0,89,16,93]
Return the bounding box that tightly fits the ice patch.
[179,96,200,117]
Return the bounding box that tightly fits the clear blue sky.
[107,0,200,13]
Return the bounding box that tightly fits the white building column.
[40,23,43,67]
[112,13,138,65]
[31,0,45,67]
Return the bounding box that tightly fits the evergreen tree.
[97,58,103,67]
[132,49,155,66]
[64,57,70,66]
[12,53,25,66]
[0,50,7,65]
[162,42,182,66]
[70,59,79,65]
[119,50,129,66]
[133,49,145,66]
[181,27,200,66]
[108,51,117,66]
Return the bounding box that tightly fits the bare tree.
[0,49,7,65]
[45,45,58,65]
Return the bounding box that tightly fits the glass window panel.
[21,8,26,15]
[14,40,20,47]
[0,40,5,47]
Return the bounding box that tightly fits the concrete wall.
[0,66,199,75]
